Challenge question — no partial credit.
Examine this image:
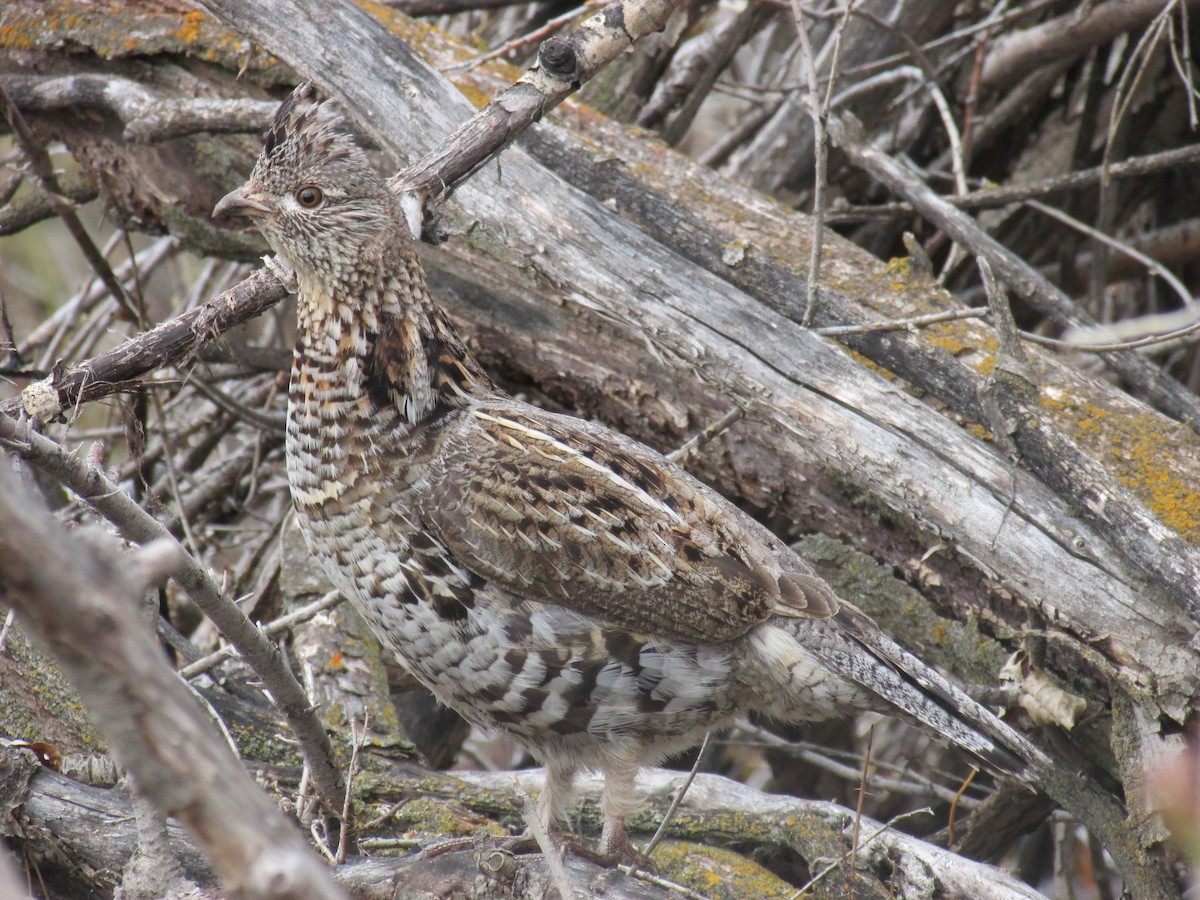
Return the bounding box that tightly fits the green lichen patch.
[0,624,104,756]
[795,534,1012,680]
[651,838,796,899]
[373,794,509,842]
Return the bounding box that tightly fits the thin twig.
[922,73,968,281]
[727,723,987,808]
[825,143,1200,222]
[22,237,177,363]
[946,767,978,847]
[180,591,342,679]
[816,306,988,336]
[668,406,745,464]
[625,868,712,900]
[627,732,711,879]
[180,672,243,761]
[0,287,20,373]
[337,712,368,865]
[851,726,874,868]
[1168,3,1199,128]
[1025,198,1195,312]
[1021,315,1200,353]
[444,0,604,72]
[788,0,849,327]
[1092,3,1174,313]
[187,376,287,434]
[148,390,203,559]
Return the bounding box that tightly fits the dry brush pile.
[2,1,1200,898]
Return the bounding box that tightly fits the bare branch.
[0,465,346,900]
[823,109,1200,434]
[825,144,1200,223]
[0,73,276,142]
[1,83,140,323]
[389,0,687,232]
[0,267,288,421]
[981,0,1200,89]
[0,414,348,818]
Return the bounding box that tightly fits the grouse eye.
[296,186,324,208]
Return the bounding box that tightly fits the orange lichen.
[0,22,35,50]
[0,0,278,71]
[174,9,204,45]
[926,329,985,360]
[1040,391,1200,541]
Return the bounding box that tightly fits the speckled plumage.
[214,84,1046,859]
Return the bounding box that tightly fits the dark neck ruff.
[290,246,494,438]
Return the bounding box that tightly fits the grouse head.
[213,83,403,285]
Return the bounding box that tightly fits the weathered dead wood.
[3,5,1197,691]
[465,770,1052,900]
[824,113,1200,617]
[3,744,675,899]
[3,2,1191,721]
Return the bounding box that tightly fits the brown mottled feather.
[421,404,839,643]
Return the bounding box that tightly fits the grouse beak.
[213,186,271,223]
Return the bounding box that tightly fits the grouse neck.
[291,247,493,431]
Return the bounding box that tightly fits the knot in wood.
[538,37,578,80]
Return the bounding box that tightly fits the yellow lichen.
[174,9,204,45]
[1040,392,1200,540]
[651,839,796,900]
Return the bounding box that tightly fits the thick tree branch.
[0,466,345,900]
[0,73,277,142]
[0,413,347,819]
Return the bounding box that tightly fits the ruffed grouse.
[214,84,1045,861]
